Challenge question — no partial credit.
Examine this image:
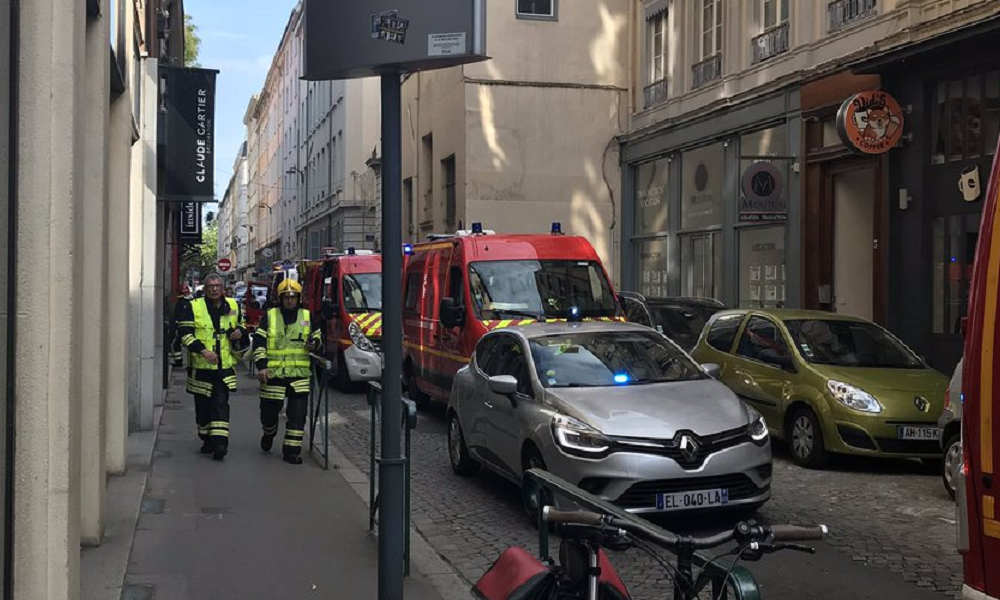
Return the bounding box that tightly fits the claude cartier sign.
[160,66,219,202]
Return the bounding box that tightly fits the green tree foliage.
[184,14,201,67]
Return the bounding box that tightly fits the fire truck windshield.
[343,273,382,313]
[468,260,617,320]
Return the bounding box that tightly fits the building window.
[680,231,721,299]
[752,0,789,64]
[442,155,456,228]
[634,158,670,235]
[516,0,557,20]
[681,143,724,231]
[700,0,723,61]
[828,0,877,33]
[403,178,414,236]
[739,225,786,308]
[638,238,670,298]
[644,6,668,108]
[421,134,434,223]
[931,71,1000,164]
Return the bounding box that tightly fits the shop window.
[931,71,1000,164]
[741,125,787,157]
[932,214,980,334]
[634,158,669,235]
[516,0,557,20]
[739,225,786,308]
[681,143,723,230]
[637,238,670,298]
[680,231,721,299]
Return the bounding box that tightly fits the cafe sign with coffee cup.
[836,90,905,154]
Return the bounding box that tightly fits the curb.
[324,442,474,600]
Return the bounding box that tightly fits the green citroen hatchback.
[691,309,948,468]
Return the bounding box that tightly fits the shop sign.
[160,66,218,202]
[179,202,202,241]
[740,161,787,222]
[836,90,904,154]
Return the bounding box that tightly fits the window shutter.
[644,0,668,20]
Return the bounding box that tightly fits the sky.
[184,0,299,205]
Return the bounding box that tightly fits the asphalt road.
[321,384,961,600]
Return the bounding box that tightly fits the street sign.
[261,247,274,258]
[302,0,488,80]
[217,258,232,272]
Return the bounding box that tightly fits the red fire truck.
[300,249,383,388]
[401,223,621,406]
[960,136,1000,600]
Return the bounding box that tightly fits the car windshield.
[468,260,617,320]
[648,303,720,350]
[528,330,704,388]
[342,273,383,312]
[784,319,923,369]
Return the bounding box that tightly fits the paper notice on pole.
[428,32,466,56]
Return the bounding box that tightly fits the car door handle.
[483,400,494,409]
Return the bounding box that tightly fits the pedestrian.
[175,273,246,461]
[168,284,193,367]
[251,278,321,465]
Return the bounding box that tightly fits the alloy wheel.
[792,415,814,460]
[448,418,462,467]
[943,437,962,499]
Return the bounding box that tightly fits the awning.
[849,13,1000,73]
[644,0,668,20]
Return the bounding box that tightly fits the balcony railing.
[828,0,877,33]
[692,54,722,90]
[643,78,669,109]
[751,23,789,64]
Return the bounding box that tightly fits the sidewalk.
[121,370,448,600]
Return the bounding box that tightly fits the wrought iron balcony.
[751,23,789,64]
[691,54,722,90]
[643,78,669,109]
[828,0,877,33]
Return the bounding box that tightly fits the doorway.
[831,167,876,320]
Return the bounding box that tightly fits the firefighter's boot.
[261,434,274,453]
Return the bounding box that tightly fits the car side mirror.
[701,363,721,379]
[488,374,518,396]
[440,297,465,328]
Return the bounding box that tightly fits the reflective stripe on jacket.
[265,307,312,379]
[189,297,240,370]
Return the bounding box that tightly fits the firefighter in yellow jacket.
[251,278,321,464]
[175,273,246,461]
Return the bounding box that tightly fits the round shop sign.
[836,90,905,154]
[741,162,784,204]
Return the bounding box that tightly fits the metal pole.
[377,71,405,600]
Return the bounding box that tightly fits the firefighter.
[176,273,246,461]
[252,278,321,465]
[169,284,193,367]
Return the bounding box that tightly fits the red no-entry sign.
[217,258,232,272]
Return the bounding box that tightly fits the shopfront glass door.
[680,231,721,299]
[739,226,786,308]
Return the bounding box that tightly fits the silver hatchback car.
[446,322,772,515]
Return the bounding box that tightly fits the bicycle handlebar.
[541,505,828,550]
[770,524,828,542]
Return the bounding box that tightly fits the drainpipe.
[3,0,18,596]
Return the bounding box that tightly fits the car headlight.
[551,414,610,457]
[747,406,769,445]
[827,380,882,414]
[348,321,377,353]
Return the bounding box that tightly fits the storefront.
[859,19,1000,373]
[620,88,802,309]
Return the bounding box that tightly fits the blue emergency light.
[569,306,580,320]
[613,373,630,384]
[403,243,414,256]
[551,222,562,234]
[471,222,484,234]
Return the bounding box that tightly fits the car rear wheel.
[942,433,961,500]
[404,364,430,410]
[788,407,828,469]
[334,350,352,391]
[448,413,479,476]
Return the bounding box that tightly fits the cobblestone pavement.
[320,387,959,600]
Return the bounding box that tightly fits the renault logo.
[678,434,700,463]
[914,396,930,413]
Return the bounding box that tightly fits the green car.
[691,309,948,468]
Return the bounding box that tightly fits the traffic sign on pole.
[217,258,232,272]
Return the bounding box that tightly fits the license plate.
[656,488,729,511]
[897,425,940,441]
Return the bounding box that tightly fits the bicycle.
[539,506,827,600]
